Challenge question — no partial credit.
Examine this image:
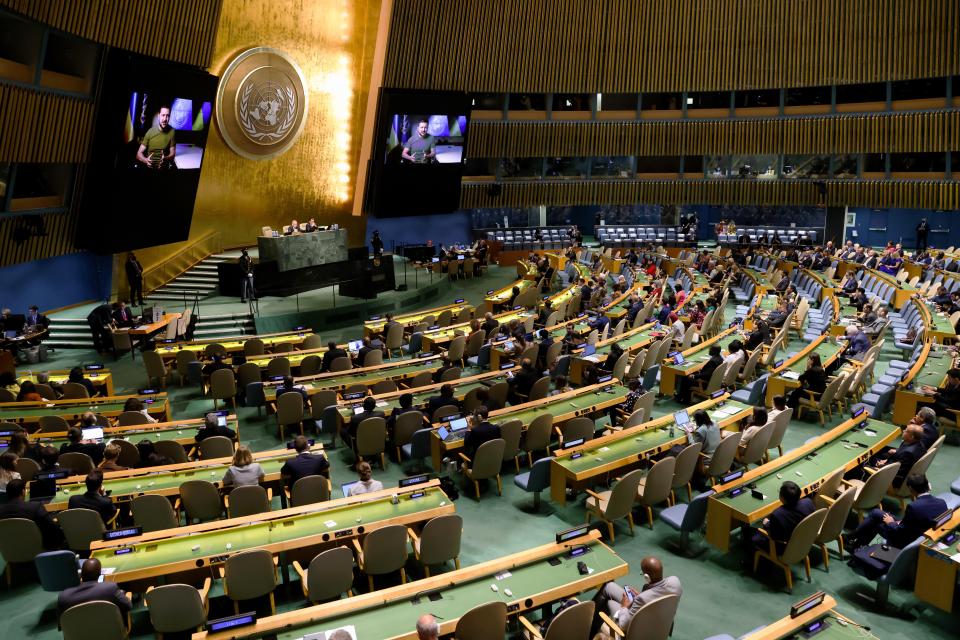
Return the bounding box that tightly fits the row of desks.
[764,335,846,406]
[16,369,115,397]
[0,393,170,429]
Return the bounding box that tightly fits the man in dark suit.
[280,435,330,489]
[387,393,421,430]
[481,312,500,338]
[752,481,815,552]
[111,301,136,327]
[909,407,940,450]
[0,480,64,549]
[57,558,132,617]
[67,471,117,525]
[508,358,539,404]
[356,337,378,366]
[870,424,925,488]
[426,384,458,419]
[125,252,145,307]
[25,305,50,331]
[275,376,309,407]
[321,341,348,373]
[845,474,947,550]
[535,329,555,371]
[742,319,769,351]
[60,427,105,465]
[921,367,960,420]
[674,345,723,404]
[463,406,501,459]
[195,412,237,443]
[342,396,386,443]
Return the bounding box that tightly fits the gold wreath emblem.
[238,82,297,143]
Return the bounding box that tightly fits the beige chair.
[302,334,324,350]
[352,524,409,591]
[499,418,523,473]
[154,440,189,464]
[845,462,901,521]
[236,361,262,396]
[0,518,42,586]
[887,445,938,510]
[266,356,291,378]
[527,375,552,402]
[409,513,463,577]
[356,417,387,469]
[738,348,762,384]
[209,368,237,411]
[385,322,405,358]
[243,338,265,356]
[557,416,594,447]
[611,352,629,381]
[636,456,676,528]
[459,438,506,500]
[198,435,234,459]
[299,354,322,377]
[39,414,70,433]
[363,349,384,367]
[523,413,553,465]
[58,452,95,476]
[145,579,211,637]
[691,362,727,400]
[111,329,136,361]
[33,384,57,400]
[488,381,509,408]
[132,494,180,531]
[585,468,643,543]
[220,549,278,615]
[59,508,112,553]
[328,356,351,373]
[814,486,856,570]
[290,475,331,507]
[116,410,149,426]
[455,601,508,640]
[61,600,130,640]
[447,335,467,366]
[393,410,425,461]
[276,391,305,439]
[439,366,462,382]
[142,350,170,388]
[408,370,434,388]
[703,431,742,485]
[14,457,40,481]
[203,343,227,358]
[599,593,680,640]
[766,408,793,458]
[796,373,844,425]
[292,546,355,603]
[176,479,223,523]
[670,442,702,505]
[519,600,595,640]
[226,485,272,518]
[737,421,775,469]
[753,508,828,592]
[60,382,91,399]
[815,469,845,505]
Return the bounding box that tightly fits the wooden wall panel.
[466,112,960,159]
[460,180,960,211]
[385,0,960,93]
[0,212,80,268]
[0,0,222,67]
[0,85,93,162]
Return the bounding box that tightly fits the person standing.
[916,218,929,253]
[125,252,144,306]
[371,230,384,257]
[239,249,255,303]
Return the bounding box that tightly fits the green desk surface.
[912,350,954,388]
[47,448,301,508]
[155,333,309,356]
[487,279,535,302]
[92,487,448,577]
[767,614,879,640]
[581,325,659,361]
[424,310,535,343]
[266,359,444,399]
[929,309,957,335]
[718,419,898,518]
[498,385,629,426]
[671,333,741,374]
[783,340,844,374]
[555,400,751,475]
[337,377,506,420]
[0,395,166,420]
[757,295,779,312]
[922,521,960,562]
[30,420,238,450]
[273,540,624,640]
[743,268,771,288]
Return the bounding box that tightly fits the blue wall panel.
[364,211,474,253]
[845,207,959,250]
[0,252,112,313]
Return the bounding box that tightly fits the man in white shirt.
[723,339,745,369]
[594,556,682,632]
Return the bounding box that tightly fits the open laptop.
[347,340,363,352]
[341,481,361,498]
[670,351,685,366]
[673,410,691,429]
[81,427,104,442]
[582,344,596,357]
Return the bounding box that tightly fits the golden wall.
[130,0,383,277]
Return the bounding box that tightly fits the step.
[179,273,219,282]
[198,312,255,321]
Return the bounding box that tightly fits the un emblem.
[216,48,308,160]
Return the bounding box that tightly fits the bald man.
[416,614,439,639]
[593,556,682,631]
[871,424,926,488]
[57,558,132,617]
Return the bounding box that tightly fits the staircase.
[144,252,236,303]
[193,311,256,340]
[46,317,96,350]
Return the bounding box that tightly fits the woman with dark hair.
[16,380,42,402]
[68,367,97,397]
[685,409,720,460]
[787,353,827,409]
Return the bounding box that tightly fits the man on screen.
[401,118,437,163]
[136,106,176,169]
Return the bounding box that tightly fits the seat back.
[780,508,828,565]
[266,357,291,378]
[604,468,645,520]
[680,489,714,532]
[671,442,703,493]
[0,518,43,563]
[38,414,70,433]
[146,583,207,634]
[394,411,425,448]
[276,392,305,426]
[356,417,387,458]
[224,549,276,601]
[766,408,792,453]
[740,348,762,380]
[543,600,595,640]
[60,382,90,399]
[464,331,485,358]
[329,356,352,372]
[469,438,506,480]
[291,475,330,507]
[302,334,324,350]
[116,410,149,426]
[623,594,681,640]
[362,524,409,575]
[154,440,189,464]
[61,601,128,640]
[243,338,265,356]
[488,381,509,407]
[228,485,271,518]
[498,419,523,464]
[611,352,629,381]
[638,456,676,506]
[853,462,901,510]
[59,508,106,552]
[209,368,236,400]
[58,452,95,475]
[816,487,856,545]
[739,421,775,466]
[132,494,179,531]
[143,350,167,381]
[15,456,41,481]
[892,446,937,499]
[524,414,553,452]
[879,536,924,587]
[305,546,355,601]
[561,417,594,443]
[34,550,81,592]
[706,432,742,479]
[418,514,463,566]
[299,355,322,376]
[528,375,551,402]
[385,323,404,351]
[179,479,222,522]
[524,456,554,492]
[199,435,234,459]
[704,361,729,393]
[455,600,507,640]
[447,336,467,362]
[439,366,462,382]
[409,371,433,388]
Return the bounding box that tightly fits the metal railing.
[141,230,222,295]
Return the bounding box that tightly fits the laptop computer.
[341,481,361,498]
[81,427,104,442]
[673,410,691,429]
[347,340,363,352]
[671,352,685,366]
[449,417,469,433]
[583,344,596,357]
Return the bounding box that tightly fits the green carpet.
[6,274,960,639]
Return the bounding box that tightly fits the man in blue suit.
[752,481,815,552]
[845,473,947,550]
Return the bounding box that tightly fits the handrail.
[141,230,222,294]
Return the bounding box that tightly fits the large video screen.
[366,89,471,217]
[78,50,219,253]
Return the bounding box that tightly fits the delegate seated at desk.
[750,481,815,552]
[280,436,330,489]
[284,219,301,235]
[919,367,960,420]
